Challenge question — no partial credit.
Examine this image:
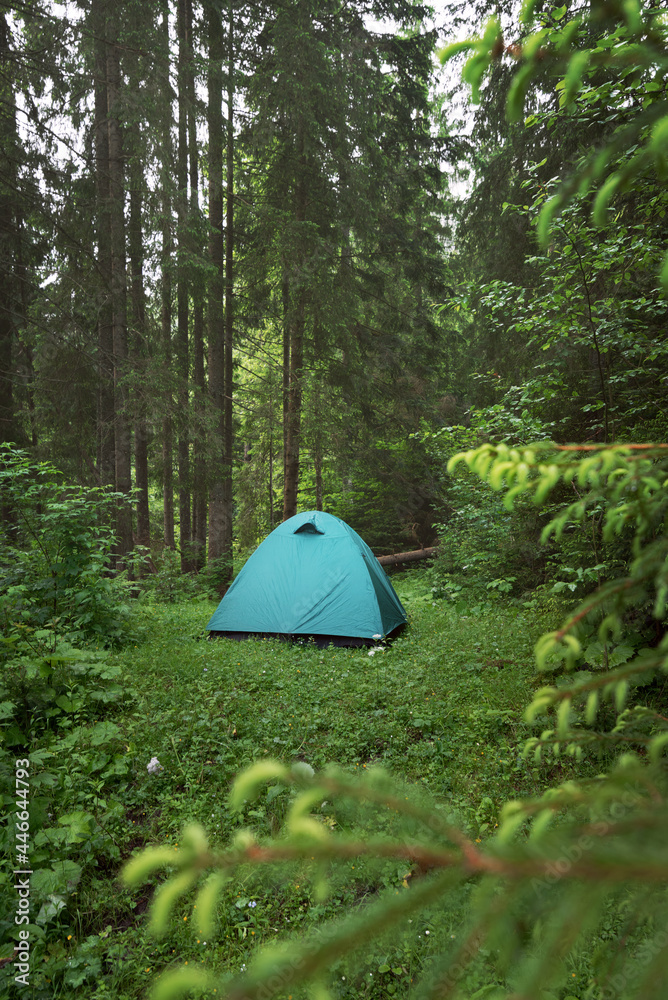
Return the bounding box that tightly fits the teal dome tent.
[207,511,407,646]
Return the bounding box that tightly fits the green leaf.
[123,847,183,887]
[31,869,61,896]
[150,871,199,938]
[507,64,537,122]
[649,116,668,155]
[520,0,541,27]
[660,248,668,294]
[562,50,591,107]
[537,193,563,247]
[439,40,477,64]
[623,0,643,33]
[58,810,94,843]
[228,760,290,812]
[150,967,217,1000]
[593,173,622,227]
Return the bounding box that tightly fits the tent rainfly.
[207,511,407,646]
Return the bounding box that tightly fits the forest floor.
[6,571,589,1000]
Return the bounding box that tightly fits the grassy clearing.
[126,577,555,822]
[2,572,584,999]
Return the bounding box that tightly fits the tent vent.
[294,518,324,534]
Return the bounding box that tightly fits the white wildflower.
[147,757,163,775]
[292,761,315,778]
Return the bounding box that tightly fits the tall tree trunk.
[282,126,307,521]
[192,296,206,568]
[207,2,226,570]
[0,14,15,450]
[189,0,206,571]
[106,15,132,563]
[311,373,324,512]
[129,153,150,553]
[24,345,37,448]
[160,0,175,549]
[221,0,234,574]
[281,273,289,487]
[268,364,276,530]
[162,235,175,549]
[14,202,35,449]
[176,0,192,571]
[92,0,114,488]
[314,431,323,512]
[126,16,149,554]
[282,289,305,520]
[0,13,18,539]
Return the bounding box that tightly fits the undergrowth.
[0,574,592,999]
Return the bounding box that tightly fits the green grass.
[1,572,587,1000]
[126,579,554,818]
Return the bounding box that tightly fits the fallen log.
[377,546,438,567]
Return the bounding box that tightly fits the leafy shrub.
[136,547,202,603]
[419,424,547,593]
[0,445,132,651]
[0,714,138,998]
[0,622,136,997]
[0,449,144,995]
[1,639,128,741]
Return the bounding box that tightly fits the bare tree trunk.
[207,2,226,568]
[221,0,234,574]
[312,375,324,511]
[282,289,305,520]
[160,0,175,549]
[93,0,114,488]
[0,14,15,451]
[162,267,175,549]
[192,299,206,568]
[282,273,289,488]
[282,121,307,521]
[0,28,18,534]
[14,200,36,450]
[126,15,149,554]
[268,366,276,530]
[24,345,37,448]
[129,154,150,552]
[188,0,206,572]
[176,0,192,571]
[315,448,323,512]
[106,16,133,564]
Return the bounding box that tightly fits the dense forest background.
[3,4,668,997]
[1,0,667,589]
